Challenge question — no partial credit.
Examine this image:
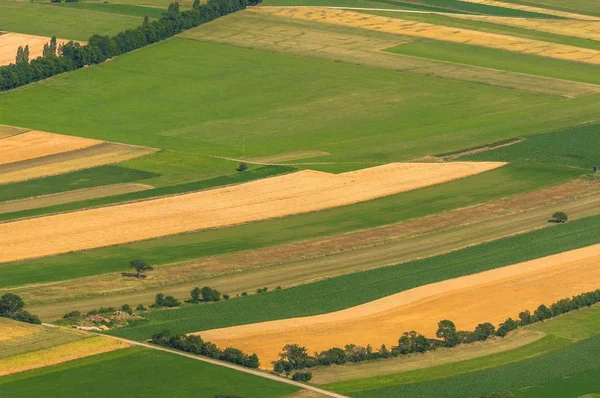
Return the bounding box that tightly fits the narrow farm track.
[25,188,600,320]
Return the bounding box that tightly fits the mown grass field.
[502,0,600,17]
[104,212,600,340]
[0,162,580,289]
[329,305,600,397]
[0,2,148,41]
[387,38,600,85]
[55,2,166,18]
[0,347,298,397]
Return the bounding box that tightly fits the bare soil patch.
[0,130,101,166]
[0,183,153,214]
[253,8,600,64]
[198,244,600,367]
[0,162,504,263]
[0,32,74,67]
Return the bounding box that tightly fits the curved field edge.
[0,162,580,289]
[0,347,299,398]
[103,211,600,340]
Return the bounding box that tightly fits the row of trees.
[151,329,260,368]
[273,288,600,372]
[0,0,261,91]
[0,293,41,324]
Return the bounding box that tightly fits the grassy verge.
[0,163,579,288]
[104,211,600,340]
[387,39,600,85]
[0,347,298,397]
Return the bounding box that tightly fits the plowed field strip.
[0,162,504,264]
[0,32,75,67]
[0,130,101,166]
[0,183,153,214]
[252,8,600,64]
[198,244,600,366]
[0,142,158,184]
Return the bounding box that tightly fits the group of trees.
[190,286,222,303]
[0,293,41,324]
[0,0,261,91]
[154,293,181,308]
[273,288,600,372]
[151,329,260,368]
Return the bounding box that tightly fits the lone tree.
[0,293,24,318]
[552,211,568,223]
[130,259,153,279]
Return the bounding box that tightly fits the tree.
[396,331,432,354]
[121,304,133,315]
[200,286,221,302]
[436,319,459,347]
[317,347,346,366]
[473,322,496,341]
[518,310,534,326]
[552,211,568,223]
[190,287,202,303]
[130,259,153,279]
[496,318,519,337]
[193,0,200,8]
[292,372,312,382]
[155,293,180,307]
[273,344,316,373]
[236,162,248,172]
[0,293,25,317]
[533,304,553,321]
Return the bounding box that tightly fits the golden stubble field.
[197,244,600,367]
[0,32,74,66]
[252,8,600,64]
[0,162,504,263]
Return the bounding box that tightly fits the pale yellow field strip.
[198,243,600,367]
[0,142,158,184]
[0,162,504,263]
[184,11,600,98]
[452,14,600,41]
[0,183,153,215]
[0,32,75,67]
[459,0,600,20]
[246,150,330,164]
[0,336,130,376]
[0,130,101,166]
[310,329,544,384]
[252,8,600,64]
[0,124,28,139]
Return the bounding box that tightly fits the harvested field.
[252,8,600,64]
[0,32,73,67]
[459,0,600,20]
[0,141,158,184]
[0,130,100,166]
[310,330,545,384]
[0,335,130,376]
[0,162,504,263]
[0,124,28,139]
[453,14,600,41]
[245,150,330,164]
[197,244,600,367]
[0,183,153,215]
[184,11,600,97]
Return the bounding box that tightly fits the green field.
[0,163,580,289]
[465,123,600,169]
[0,165,157,203]
[0,347,298,397]
[387,38,600,85]
[502,0,600,17]
[0,2,147,41]
[330,305,600,397]
[55,2,166,18]
[103,212,600,340]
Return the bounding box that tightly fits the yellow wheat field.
[197,244,600,367]
[251,8,600,64]
[0,32,75,67]
[0,162,504,263]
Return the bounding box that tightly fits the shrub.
[436,319,459,347]
[121,304,133,315]
[496,317,519,337]
[155,293,180,308]
[0,293,24,317]
[236,162,248,172]
[292,372,313,382]
[223,294,230,300]
[62,311,81,319]
[552,211,568,223]
[241,292,248,296]
[472,322,496,341]
[395,330,432,354]
[136,304,147,311]
[13,310,41,324]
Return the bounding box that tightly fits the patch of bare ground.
[181,11,600,98]
[0,162,504,263]
[198,244,600,367]
[15,178,600,318]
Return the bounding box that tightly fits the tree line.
[0,0,261,91]
[272,288,600,374]
[151,329,260,368]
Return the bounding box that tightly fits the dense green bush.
[292,372,312,382]
[0,293,41,324]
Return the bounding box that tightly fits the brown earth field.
[0,141,158,184]
[0,32,75,67]
[184,11,600,98]
[0,130,101,166]
[459,0,600,20]
[20,179,600,320]
[0,183,153,215]
[252,8,600,64]
[0,162,504,264]
[197,244,600,367]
